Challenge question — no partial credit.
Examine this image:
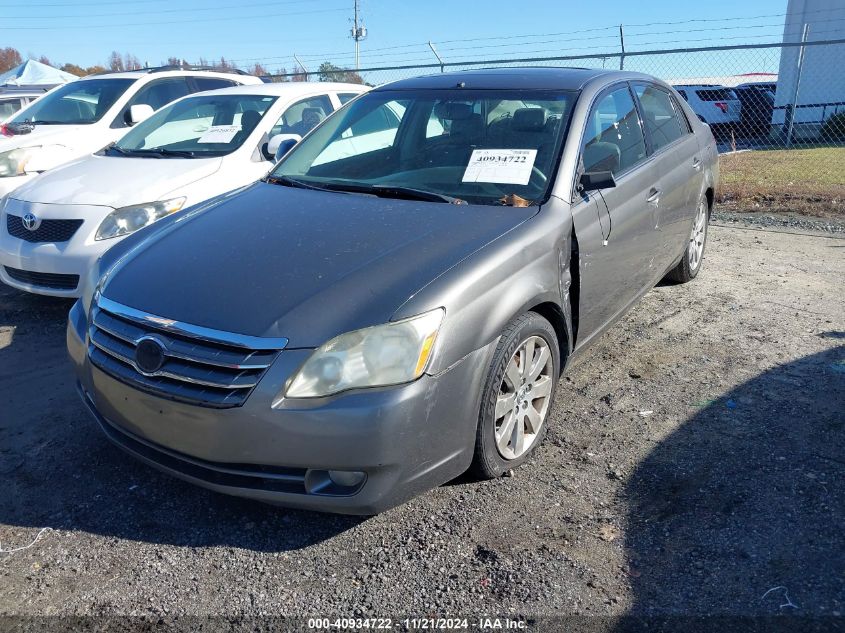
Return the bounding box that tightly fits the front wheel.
[471,312,560,479]
[666,194,709,283]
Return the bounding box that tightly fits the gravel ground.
[712,210,845,235]
[0,222,843,627]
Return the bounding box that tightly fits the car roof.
[176,82,369,98]
[375,67,655,91]
[77,69,263,83]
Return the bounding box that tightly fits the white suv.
[0,67,262,197]
[673,85,741,134]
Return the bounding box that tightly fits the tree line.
[0,47,364,83]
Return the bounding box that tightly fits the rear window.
[696,89,737,102]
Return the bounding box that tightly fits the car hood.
[11,155,223,207]
[0,124,98,153]
[101,182,536,347]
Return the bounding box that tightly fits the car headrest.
[434,102,473,120]
[302,107,325,121]
[512,108,546,131]
[239,110,262,131]
[450,113,483,140]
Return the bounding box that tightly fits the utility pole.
[619,24,625,71]
[351,0,367,71]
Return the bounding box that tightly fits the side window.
[114,78,192,127]
[581,86,647,175]
[191,77,238,92]
[269,94,333,137]
[337,92,360,105]
[635,84,686,151]
[0,98,23,119]
[311,100,407,167]
[352,105,399,136]
[676,89,688,101]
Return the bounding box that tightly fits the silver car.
[68,68,718,514]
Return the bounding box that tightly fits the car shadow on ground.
[0,288,364,553]
[621,345,844,626]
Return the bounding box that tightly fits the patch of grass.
[718,147,845,218]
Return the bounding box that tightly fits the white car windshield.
[270,88,577,206]
[10,78,134,125]
[110,94,278,159]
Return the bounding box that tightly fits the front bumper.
[68,300,493,514]
[0,200,116,297]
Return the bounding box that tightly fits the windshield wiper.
[116,148,197,159]
[29,120,69,125]
[265,175,339,193]
[265,177,465,204]
[369,185,466,205]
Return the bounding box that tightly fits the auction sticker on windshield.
[462,149,537,185]
[198,125,241,144]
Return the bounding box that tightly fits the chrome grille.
[87,296,287,408]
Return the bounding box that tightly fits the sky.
[0,0,795,74]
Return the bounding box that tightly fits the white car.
[672,85,741,134]
[0,67,263,197]
[0,81,368,297]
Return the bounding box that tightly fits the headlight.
[284,308,444,399]
[0,147,40,178]
[95,197,186,241]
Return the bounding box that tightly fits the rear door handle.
[692,157,701,170]
[647,188,662,205]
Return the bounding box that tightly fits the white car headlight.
[284,308,445,399]
[0,147,40,178]
[95,197,186,241]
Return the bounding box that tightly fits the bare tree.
[108,51,124,72]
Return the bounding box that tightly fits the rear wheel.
[666,194,709,283]
[471,312,560,479]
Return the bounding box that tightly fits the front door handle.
[647,188,662,205]
[692,157,702,171]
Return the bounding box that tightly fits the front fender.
[395,199,573,374]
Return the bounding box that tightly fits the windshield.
[111,94,278,158]
[10,78,134,125]
[270,88,577,206]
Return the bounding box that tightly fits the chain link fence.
[270,40,845,217]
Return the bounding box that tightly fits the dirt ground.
[0,223,843,627]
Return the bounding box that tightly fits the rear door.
[633,82,703,270]
[571,83,664,345]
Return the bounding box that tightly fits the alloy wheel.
[688,200,708,270]
[494,335,554,460]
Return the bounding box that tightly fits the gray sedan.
[68,68,718,514]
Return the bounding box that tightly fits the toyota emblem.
[22,212,40,231]
[134,336,167,375]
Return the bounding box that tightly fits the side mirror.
[266,133,301,161]
[129,104,154,125]
[579,170,616,191]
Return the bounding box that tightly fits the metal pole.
[786,23,809,147]
[353,0,360,71]
[619,24,625,70]
[428,41,445,73]
[293,54,308,81]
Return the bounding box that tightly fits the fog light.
[328,470,366,487]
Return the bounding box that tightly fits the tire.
[666,193,709,284]
[470,312,561,479]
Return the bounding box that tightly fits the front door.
[571,84,664,348]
